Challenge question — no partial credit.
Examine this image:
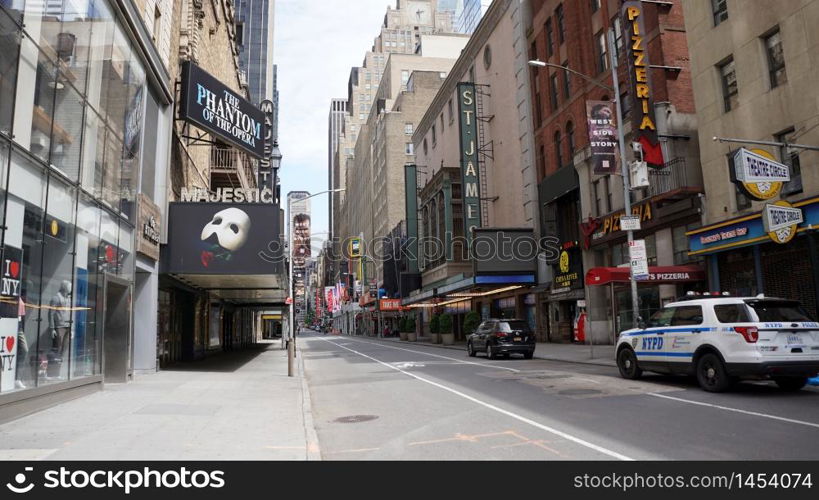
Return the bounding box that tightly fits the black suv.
[467,319,536,359]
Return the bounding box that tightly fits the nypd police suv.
[616,293,819,392]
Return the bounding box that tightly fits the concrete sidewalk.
[369,335,617,367]
[0,341,320,461]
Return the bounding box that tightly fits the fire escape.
[475,84,494,225]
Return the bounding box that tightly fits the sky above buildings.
[276,0,394,247]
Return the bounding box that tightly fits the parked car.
[467,319,535,359]
[615,294,819,392]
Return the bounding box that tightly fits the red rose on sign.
[201,251,214,268]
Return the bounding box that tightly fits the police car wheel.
[773,377,808,391]
[617,348,642,379]
[696,353,732,392]
[467,342,477,357]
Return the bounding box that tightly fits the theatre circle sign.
[763,201,803,244]
[732,148,790,201]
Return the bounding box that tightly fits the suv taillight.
[734,326,759,343]
[495,331,508,338]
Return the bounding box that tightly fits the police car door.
[665,305,705,374]
[636,307,675,372]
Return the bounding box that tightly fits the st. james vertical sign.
[457,82,482,246]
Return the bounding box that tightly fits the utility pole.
[609,28,641,329]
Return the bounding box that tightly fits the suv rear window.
[714,304,751,323]
[498,321,530,333]
[746,301,814,322]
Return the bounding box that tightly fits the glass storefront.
[0,0,147,395]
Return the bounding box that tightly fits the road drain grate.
[334,415,379,424]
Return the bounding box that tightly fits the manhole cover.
[558,389,603,396]
[334,415,379,424]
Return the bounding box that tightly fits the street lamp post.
[287,189,345,377]
[528,26,642,347]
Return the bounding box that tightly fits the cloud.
[275,0,393,241]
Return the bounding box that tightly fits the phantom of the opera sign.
[457,82,482,245]
[179,62,265,158]
[586,100,618,175]
[623,2,664,167]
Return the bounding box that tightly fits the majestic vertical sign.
[457,82,482,245]
[622,2,664,167]
[258,99,276,192]
[586,100,619,175]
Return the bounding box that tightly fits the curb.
[297,348,322,461]
[363,336,617,368]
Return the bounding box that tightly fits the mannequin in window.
[49,280,72,365]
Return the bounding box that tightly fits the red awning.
[585,265,707,286]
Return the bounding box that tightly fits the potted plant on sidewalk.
[406,315,418,342]
[439,314,455,345]
[429,314,441,344]
[398,317,409,341]
[464,311,481,338]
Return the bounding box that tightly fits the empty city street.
[302,333,819,461]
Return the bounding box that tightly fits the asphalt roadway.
[301,332,819,460]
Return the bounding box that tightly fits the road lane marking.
[341,337,522,373]
[320,338,634,461]
[649,393,819,429]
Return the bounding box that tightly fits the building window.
[423,138,429,156]
[235,21,243,46]
[401,70,410,87]
[440,113,445,131]
[549,73,559,111]
[447,99,454,124]
[538,145,546,177]
[405,123,413,135]
[764,29,787,89]
[603,175,612,212]
[566,121,575,159]
[591,0,601,12]
[718,57,738,112]
[593,180,602,216]
[556,4,565,44]
[431,124,437,146]
[712,0,728,26]
[405,143,414,155]
[562,61,571,98]
[596,31,608,73]
[554,130,563,169]
[613,17,624,57]
[776,128,803,196]
[545,18,554,57]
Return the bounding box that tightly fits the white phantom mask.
[200,208,251,252]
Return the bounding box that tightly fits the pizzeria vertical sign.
[623,2,664,167]
[458,82,482,246]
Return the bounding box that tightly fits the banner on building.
[586,100,619,175]
[179,62,265,158]
[457,82,482,245]
[622,2,664,167]
[292,213,311,270]
[325,287,335,316]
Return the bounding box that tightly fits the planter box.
[407,333,418,342]
[441,333,455,345]
[430,333,441,344]
[399,331,408,341]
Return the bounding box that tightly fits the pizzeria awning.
[585,265,707,286]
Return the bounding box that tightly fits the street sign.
[629,239,649,281]
[620,215,642,231]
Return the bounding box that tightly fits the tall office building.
[457,0,491,34]
[328,99,348,239]
[235,0,276,105]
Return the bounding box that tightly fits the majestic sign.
[763,201,803,244]
[164,203,281,275]
[258,99,277,191]
[457,82,482,245]
[137,194,161,261]
[623,2,664,167]
[180,187,277,204]
[586,100,619,175]
[179,61,265,158]
[732,148,790,201]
